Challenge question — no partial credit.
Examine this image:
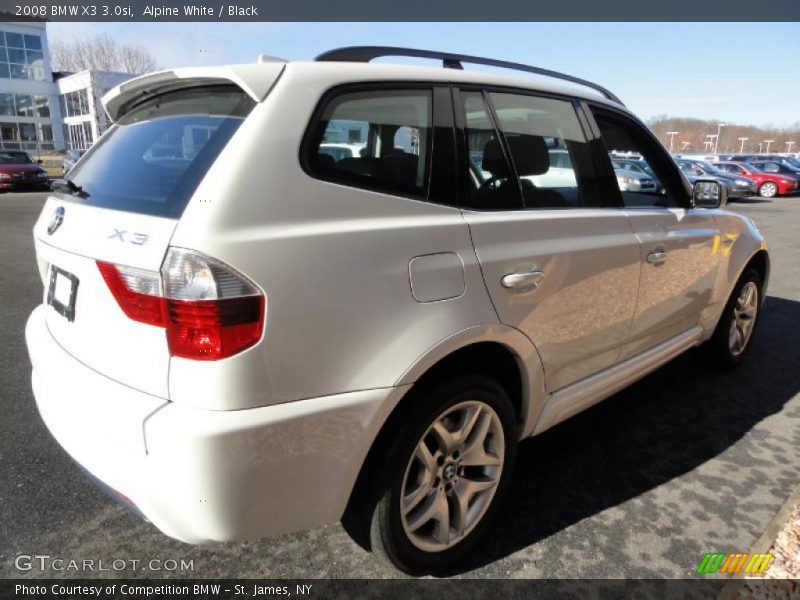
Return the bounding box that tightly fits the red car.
[0,150,50,191]
[714,161,798,198]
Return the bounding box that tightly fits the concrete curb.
[717,480,800,600]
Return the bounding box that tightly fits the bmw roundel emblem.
[47,206,65,235]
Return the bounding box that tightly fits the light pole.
[737,137,748,153]
[681,141,690,150]
[786,141,796,154]
[758,142,764,153]
[706,134,717,153]
[763,139,774,154]
[715,123,726,153]
[666,131,679,152]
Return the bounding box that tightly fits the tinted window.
[488,92,589,209]
[460,90,520,210]
[62,86,254,218]
[0,151,33,164]
[306,89,432,198]
[592,109,684,208]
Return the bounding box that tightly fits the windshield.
[0,151,34,164]
[64,85,255,218]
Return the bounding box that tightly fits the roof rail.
[315,46,624,106]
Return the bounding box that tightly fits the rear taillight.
[97,248,264,361]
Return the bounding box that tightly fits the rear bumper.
[26,304,405,543]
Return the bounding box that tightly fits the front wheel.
[701,268,762,367]
[758,181,778,198]
[361,375,517,574]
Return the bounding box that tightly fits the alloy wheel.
[759,182,777,198]
[729,281,758,356]
[400,400,505,553]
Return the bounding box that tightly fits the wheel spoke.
[729,321,738,350]
[415,440,437,474]
[431,421,457,454]
[402,472,434,515]
[452,483,471,535]
[461,445,502,467]
[463,412,492,454]
[458,405,483,444]
[406,488,444,532]
[431,491,451,545]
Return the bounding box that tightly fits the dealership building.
[54,70,132,150]
[0,21,134,154]
[0,21,64,153]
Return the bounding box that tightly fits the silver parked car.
[26,47,769,575]
[62,149,86,175]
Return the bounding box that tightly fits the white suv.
[26,47,769,574]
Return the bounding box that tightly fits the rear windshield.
[62,85,255,218]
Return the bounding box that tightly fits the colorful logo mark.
[696,552,773,575]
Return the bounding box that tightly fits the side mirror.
[37,159,43,164]
[692,179,727,208]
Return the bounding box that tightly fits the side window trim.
[587,102,692,210]
[577,101,623,209]
[452,86,523,211]
[428,85,459,207]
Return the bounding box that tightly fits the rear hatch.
[33,83,258,398]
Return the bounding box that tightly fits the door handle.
[501,270,545,292]
[646,248,668,265]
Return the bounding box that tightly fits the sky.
[47,22,800,128]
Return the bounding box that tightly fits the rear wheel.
[701,268,762,367]
[355,375,517,574]
[758,181,778,198]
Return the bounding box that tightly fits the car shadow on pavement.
[450,295,800,575]
[731,197,772,204]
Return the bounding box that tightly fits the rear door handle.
[501,270,545,292]
[646,248,668,265]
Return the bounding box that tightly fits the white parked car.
[26,47,769,575]
[318,142,365,161]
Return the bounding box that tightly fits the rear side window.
[304,88,432,198]
[63,86,255,218]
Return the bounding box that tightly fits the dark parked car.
[62,149,87,175]
[676,159,757,198]
[0,151,50,191]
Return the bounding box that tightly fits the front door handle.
[646,248,668,265]
[501,270,545,292]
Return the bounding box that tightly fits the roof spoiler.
[102,62,285,122]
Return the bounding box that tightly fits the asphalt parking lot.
[1,191,799,579]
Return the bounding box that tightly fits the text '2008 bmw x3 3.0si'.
[26,47,769,574]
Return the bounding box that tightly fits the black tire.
[348,375,517,575]
[701,268,762,368]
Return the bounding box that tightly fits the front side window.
[593,108,686,208]
[305,88,432,198]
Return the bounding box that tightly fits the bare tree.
[648,116,800,155]
[50,34,158,75]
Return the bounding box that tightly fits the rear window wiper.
[52,178,89,198]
